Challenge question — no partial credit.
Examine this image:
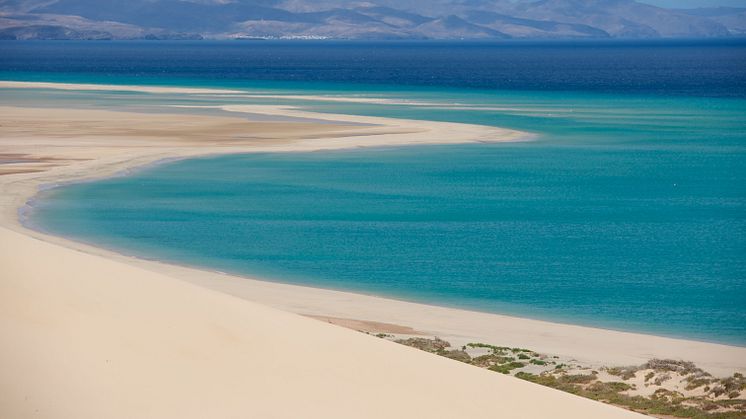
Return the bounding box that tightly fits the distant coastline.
[2,0,744,41]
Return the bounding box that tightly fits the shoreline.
[0,81,742,417]
[1,83,744,376]
[19,189,746,350]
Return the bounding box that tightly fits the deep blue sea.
[3,40,745,345]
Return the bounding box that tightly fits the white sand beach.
[0,82,743,418]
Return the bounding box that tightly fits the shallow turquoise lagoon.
[28,87,746,345]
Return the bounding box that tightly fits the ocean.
[4,40,745,345]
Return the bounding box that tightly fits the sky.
[638,0,746,7]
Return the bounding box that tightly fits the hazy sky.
[638,0,746,8]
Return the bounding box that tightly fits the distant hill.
[0,0,744,40]
[677,7,746,37]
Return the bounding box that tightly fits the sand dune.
[0,225,644,418]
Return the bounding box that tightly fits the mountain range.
[1,0,744,40]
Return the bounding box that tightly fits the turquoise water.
[8,41,745,344]
[25,85,746,345]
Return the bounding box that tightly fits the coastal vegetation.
[389,336,746,418]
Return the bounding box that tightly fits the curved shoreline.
[0,81,742,417]
[1,83,744,374]
[20,169,746,350]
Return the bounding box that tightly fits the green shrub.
[489,361,525,374]
[395,337,450,352]
[440,350,472,364]
[561,374,597,385]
